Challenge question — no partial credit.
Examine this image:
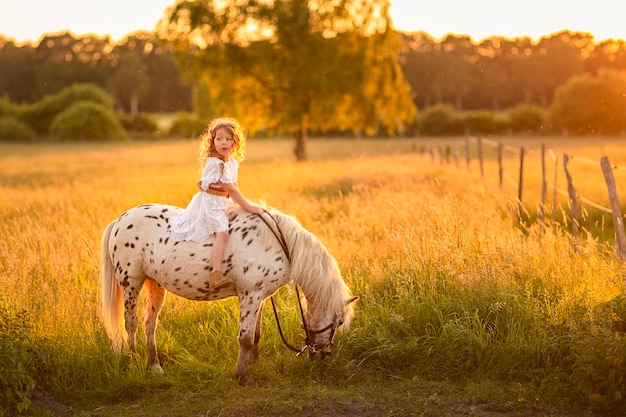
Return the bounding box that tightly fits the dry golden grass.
[1,136,624,340]
[2,136,626,415]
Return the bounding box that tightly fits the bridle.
[257,211,343,358]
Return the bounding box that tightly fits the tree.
[160,0,415,160]
[33,33,110,98]
[532,31,589,106]
[550,68,626,135]
[107,52,150,114]
[0,40,37,103]
[110,32,193,113]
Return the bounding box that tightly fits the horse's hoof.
[308,351,326,361]
[237,376,257,388]
[149,364,164,374]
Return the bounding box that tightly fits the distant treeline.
[1,29,626,140]
[1,29,625,115]
[0,32,192,113]
[399,30,626,111]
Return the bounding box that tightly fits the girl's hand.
[246,204,265,215]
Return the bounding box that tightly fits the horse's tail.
[100,220,125,352]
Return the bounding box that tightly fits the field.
[2,136,626,416]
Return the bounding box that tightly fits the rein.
[256,211,339,356]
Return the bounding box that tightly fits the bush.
[550,69,626,135]
[417,104,463,136]
[0,116,36,142]
[49,101,129,141]
[0,299,50,415]
[509,104,545,133]
[23,83,116,135]
[0,96,20,118]
[463,110,507,135]
[119,112,158,134]
[168,112,207,138]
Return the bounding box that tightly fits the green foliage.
[509,104,545,133]
[106,52,149,113]
[119,112,158,134]
[550,68,626,135]
[166,0,415,160]
[24,83,116,135]
[417,104,463,135]
[49,101,129,141]
[0,116,36,142]
[168,112,207,138]
[463,110,507,135]
[0,96,20,118]
[0,298,50,415]
[341,225,626,410]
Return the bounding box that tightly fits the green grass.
[1,136,626,416]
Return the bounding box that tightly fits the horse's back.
[106,204,291,300]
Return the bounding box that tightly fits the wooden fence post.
[517,147,525,222]
[600,156,626,260]
[550,149,558,214]
[498,143,503,190]
[563,153,580,245]
[478,137,485,178]
[465,136,470,171]
[540,144,547,227]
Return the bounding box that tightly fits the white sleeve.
[198,158,223,189]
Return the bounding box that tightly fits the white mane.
[262,210,355,328]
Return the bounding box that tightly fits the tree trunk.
[130,95,139,115]
[293,125,308,161]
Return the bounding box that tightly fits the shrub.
[168,112,207,138]
[417,104,463,136]
[0,299,50,415]
[463,110,507,135]
[509,104,545,133]
[0,96,20,118]
[0,116,36,142]
[23,83,116,135]
[49,101,129,141]
[550,69,626,135]
[119,112,158,134]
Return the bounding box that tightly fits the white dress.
[168,156,238,243]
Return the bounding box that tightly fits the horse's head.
[302,296,358,360]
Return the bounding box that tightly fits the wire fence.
[429,136,626,260]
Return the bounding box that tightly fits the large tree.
[550,68,626,135]
[159,0,415,160]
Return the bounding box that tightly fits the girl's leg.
[209,230,230,290]
[212,230,229,273]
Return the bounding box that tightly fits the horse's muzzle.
[308,347,331,361]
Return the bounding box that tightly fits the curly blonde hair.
[198,117,247,168]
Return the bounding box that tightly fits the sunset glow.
[0,0,625,44]
[389,0,626,42]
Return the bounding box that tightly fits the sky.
[1,0,625,44]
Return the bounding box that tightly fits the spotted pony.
[100,204,358,386]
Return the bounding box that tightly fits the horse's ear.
[344,296,359,306]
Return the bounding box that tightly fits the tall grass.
[1,137,626,415]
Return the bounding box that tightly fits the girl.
[168,117,264,290]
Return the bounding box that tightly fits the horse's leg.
[251,302,264,364]
[143,278,166,373]
[236,296,262,387]
[122,283,144,355]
